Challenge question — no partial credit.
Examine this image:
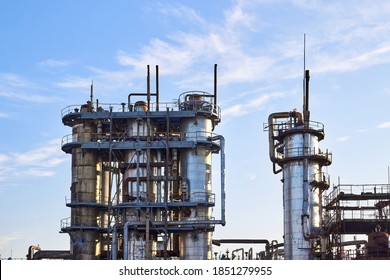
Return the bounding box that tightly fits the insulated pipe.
[111,225,117,260]
[219,135,226,225]
[212,239,270,246]
[267,111,304,174]
[267,112,291,175]
[267,112,290,164]
[211,135,226,226]
[27,245,41,260]
[301,215,326,260]
[123,221,132,260]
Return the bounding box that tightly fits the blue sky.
[1,0,390,259]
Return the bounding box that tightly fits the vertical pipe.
[112,225,117,260]
[145,117,152,259]
[214,64,217,106]
[123,221,131,260]
[107,113,113,244]
[219,135,226,225]
[305,70,310,113]
[90,81,93,103]
[147,65,151,111]
[163,108,170,259]
[304,70,310,125]
[157,151,162,204]
[156,65,159,111]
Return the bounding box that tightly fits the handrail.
[264,119,325,132]
[325,183,390,205]
[61,98,221,119]
[61,103,125,118]
[61,131,222,147]
[65,194,109,205]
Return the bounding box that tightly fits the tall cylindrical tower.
[69,103,101,259]
[179,94,214,260]
[265,71,332,260]
[123,101,157,259]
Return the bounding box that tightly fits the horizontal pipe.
[212,239,270,246]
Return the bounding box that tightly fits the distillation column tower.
[60,65,225,260]
[265,70,332,260]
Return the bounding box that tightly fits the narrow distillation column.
[265,70,332,259]
[123,101,157,259]
[179,94,214,260]
[69,102,100,259]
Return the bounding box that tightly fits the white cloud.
[37,59,71,68]
[56,76,92,89]
[159,4,206,25]
[117,38,195,75]
[0,73,62,103]
[17,168,56,177]
[13,139,66,168]
[337,136,350,142]
[315,45,390,74]
[37,0,390,100]
[0,73,35,88]
[223,91,284,118]
[377,122,390,129]
[0,90,54,103]
[224,3,257,31]
[0,154,9,163]
[0,139,67,182]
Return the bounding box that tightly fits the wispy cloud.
[249,174,257,180]
[0,73,36,88]
[0,154,8,164]
[159,3,206,26]
[377,122,390,129]
[15,168,56,177]
[0,139,67,182]
[337,136,350,142]
[12,139,66,168]
[55,76,92,89]
[43,1,390,100]
[223,91,284,118]
[37,59,71,68]
[0,73,62,103]
[0,90,54,103]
